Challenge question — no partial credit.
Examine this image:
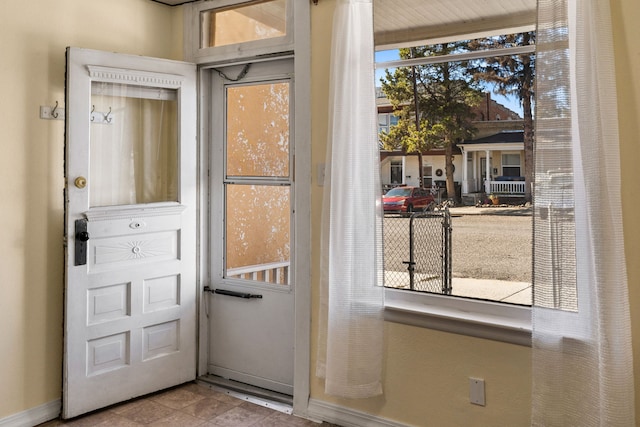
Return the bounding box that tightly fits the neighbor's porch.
[458,131,526,203]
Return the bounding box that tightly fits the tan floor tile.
[92,414,145,427]
[181,396,236,420]
[208,405,268,427]
[115,400,174,424]
[237,401,280,417]
[250,411,319,427]
[208,391,246,407]
[35,420,65,426]
[36,383,336,427]
[151,410,209,427]
[109,398,148,416]
[182,382,222,397]
[62,409,123,426]
[151,387,206,410]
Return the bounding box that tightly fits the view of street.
[450,209,531,283]
[384,207,532,303]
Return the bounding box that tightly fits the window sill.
[384,288,532,346]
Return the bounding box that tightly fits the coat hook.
[104,107,112,123]
[90,105,95,121]
[51,101,59,119]
[312,0,318,4]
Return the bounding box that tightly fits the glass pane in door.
[89,82,178,207]
[201,0,287,49]
[225,184,290,285]
[226,82,290,178]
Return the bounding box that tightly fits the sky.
[374,49,524,118]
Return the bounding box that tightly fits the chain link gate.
[383,209,452,294]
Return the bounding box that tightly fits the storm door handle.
[213,288,263,299]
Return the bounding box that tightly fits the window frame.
[390,159,403,184]
[221,76,295,288]
[501,152,522,176]
[186,0,312,412]
[376,33,535,345]
[184,0,295,64]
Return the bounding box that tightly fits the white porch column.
[402,155,406,185]
[485,150,491,193]
[462,149,468,194]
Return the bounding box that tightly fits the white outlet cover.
[469,377,486,406]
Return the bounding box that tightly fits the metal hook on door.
[51,101,60,119]
[90,105,95,121]
[104,107,112,123]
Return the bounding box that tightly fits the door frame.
[192,3,311,416]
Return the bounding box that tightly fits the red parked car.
[382,186,435,213]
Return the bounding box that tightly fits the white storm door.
[208,60,295,395]
[63,47,197,419]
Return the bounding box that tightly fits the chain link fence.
[383,210,452,294]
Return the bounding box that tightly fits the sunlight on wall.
[0,0,179,419]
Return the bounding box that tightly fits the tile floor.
[38,382,338,427]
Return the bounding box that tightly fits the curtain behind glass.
[317,0,384,398]
[532,0,635,424]
[90,84,178,207]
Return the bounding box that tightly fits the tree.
[380,44,482,202]
[468,32,536,202]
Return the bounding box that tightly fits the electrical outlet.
[469,377,485,406]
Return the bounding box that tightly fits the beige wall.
[0,0,181,419]
[309,4,531,425]
[613,0,640,418]
[310,0,640,426]
[1,0,639,425]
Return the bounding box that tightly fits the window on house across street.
[390,160,403,184]
[502,153,522,177]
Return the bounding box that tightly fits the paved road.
[450,213,531,282]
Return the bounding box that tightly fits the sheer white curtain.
[533,0,635,424]
[90,84,178,207]
[317,0,384,398]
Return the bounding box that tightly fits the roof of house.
[459,130,524,145]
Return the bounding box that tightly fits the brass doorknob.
[74,176,87,189]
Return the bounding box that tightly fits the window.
[224,82,292,285]
[378,112,399,135]
[200,0,287,49]
[502,153,521,177]
[390,160,403,184]
[184,0,294,64]
[422,165,433,187]
[376,33,535,311]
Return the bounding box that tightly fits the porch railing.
[227,261,290,285]
[489,180,525,195]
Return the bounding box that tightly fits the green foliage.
[380,43,482,154]
[467,32,535,104]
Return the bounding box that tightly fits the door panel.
[208,59,295,395]
[64,48,197,418]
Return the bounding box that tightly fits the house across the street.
[378,91,525,203]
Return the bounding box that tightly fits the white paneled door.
[63,48,197,419]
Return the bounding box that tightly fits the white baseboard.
[0,399,60,427]
[307,398,409,427]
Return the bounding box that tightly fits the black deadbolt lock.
[74,219,89,266]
